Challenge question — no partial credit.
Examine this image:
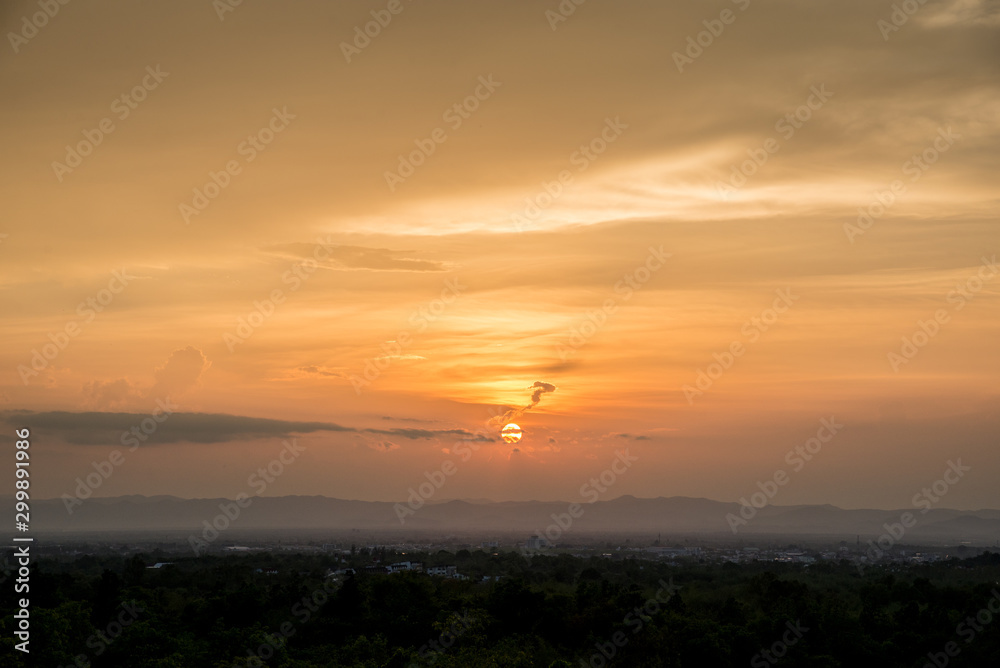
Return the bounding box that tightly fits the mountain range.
[12,494,1000,544]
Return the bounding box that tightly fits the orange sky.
[2,0,998,510]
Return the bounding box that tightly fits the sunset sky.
[2,0,998,510]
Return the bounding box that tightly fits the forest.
[2,547,999,667]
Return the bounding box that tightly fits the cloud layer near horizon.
[0,409,493,445]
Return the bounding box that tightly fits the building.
[327,568,356,578]
[389,561,424,573]
[525,535,549,550]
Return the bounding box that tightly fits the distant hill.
[13,494,1000,544]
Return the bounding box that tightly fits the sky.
[1,0,998,511]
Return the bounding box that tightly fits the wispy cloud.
[263,243,447,272]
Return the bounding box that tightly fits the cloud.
[374,353,426,362]
[82,347,211,409]
[488,381,559,430]
[613,433,652,441]
[148,346,211,400]
[367,440,401,453]
[263,243,447,272]
[0,410,492,446]
[83,378,141,409]
[0,411,350,445]
[298,365,346,378]
[366,427,492,441]
[920,0,1000,27]
[529,381,556,405]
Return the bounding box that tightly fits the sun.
[501,423,523,443]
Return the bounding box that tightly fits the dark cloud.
[364,427,491,441]
[488,381,558,430]
[0,411,491,446]
[380,416,437,423]
[364,427,487,443]
[529,381,556,405]
[298,365,346,378]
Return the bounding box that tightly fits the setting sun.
[501,424,523,444]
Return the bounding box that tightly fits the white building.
[389,561,423,573]
[525,535,549,550]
